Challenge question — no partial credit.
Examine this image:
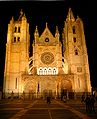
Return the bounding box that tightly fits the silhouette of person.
[81,93,85,103]
[63,95,66,103]
[47,96,51,104]
[90,95,95,113]
[22,91,25,100]
[11,91,14,100]
[84,95,91,112]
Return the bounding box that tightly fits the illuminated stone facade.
[3,9,91,98]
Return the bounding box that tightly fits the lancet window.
[14,26,21,33]
[37,67,58,75]
[72,26,76,34]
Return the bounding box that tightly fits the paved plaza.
[0,98,97,119]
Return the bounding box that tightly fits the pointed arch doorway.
[61,80,74,99]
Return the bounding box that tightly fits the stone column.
[36,82,37,98]
[56,82,57,96]
[59,82,61,98]
[67,90,69,100]
[74,90,76,100]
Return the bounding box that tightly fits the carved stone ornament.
[41,52,54,64]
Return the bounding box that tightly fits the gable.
[37,24,58,45]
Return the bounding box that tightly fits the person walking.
[84,95,91,113]
[63,95,66,103]
[90,95,95,113]
[81,93,85,103]
[11,91,14,101]
[47,96,51,104]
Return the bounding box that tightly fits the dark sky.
[0,0,97,89]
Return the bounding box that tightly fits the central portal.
[43,89,52,99]
[41,76,57,98]
[22,75,73,99]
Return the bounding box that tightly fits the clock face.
[41,52,54,64]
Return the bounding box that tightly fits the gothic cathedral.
[3,8,91,98]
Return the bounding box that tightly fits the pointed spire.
[11,16,14,21]
[77,15,79,19]
[76,15,82,21]
[55,26,60,38]
[18,9,24,21]
[34,25,39,36]
[22,13,27,21]
[34,25,39,41]
[76,15,80,21]
[46,22,48,28]
[35,26,38,33]
[66,8,75,22]
[56,26,59,33]
[76,15,83,25]
[20,9,23,16]
[10,16,14,24]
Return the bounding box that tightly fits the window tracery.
[37,67,58,75]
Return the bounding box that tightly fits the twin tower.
[3,8,91,98]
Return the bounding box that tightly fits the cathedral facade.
[3,8,91,99]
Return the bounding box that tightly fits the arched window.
[73,37,76,43]
[17,37,20,42]
[14,27,17,32]
[14,37,16,42]
[18,27,20,33]
[53,68,56,75]
[37,67,58,75]
[39,69,43,75]
[38,67,43,75]
[48,68,52,75]
[44,68,47,75]
[72,26,76,34]
[75,49,78,55]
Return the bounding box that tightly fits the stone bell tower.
[62,8,91,93]
[3,10,30,96]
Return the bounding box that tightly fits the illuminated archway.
[39,68,43,75]
[62,80,72,91]
[43,67,48,75]
[24,81,35,93]
[48,67,52,75]
[61,80,73,99]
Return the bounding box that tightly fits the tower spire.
[10,16,14,24]
[20,9,23,16]
[55,26,60,39]
[66,8,75,22]
[46,22,48,28]
[34,25,39,38]
[18,9,24,21]
[35,26,38,33]
[55,26,59,33]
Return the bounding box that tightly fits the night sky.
[0,0,97,89]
